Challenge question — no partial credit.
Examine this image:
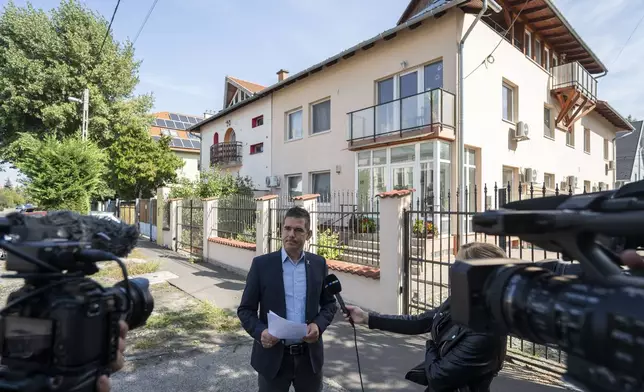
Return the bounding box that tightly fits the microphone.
[324,274,353,326]
[1,210,139,257]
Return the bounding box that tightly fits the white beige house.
[190,0,632,212]
[150,112,203,181]
[196,76,274,189]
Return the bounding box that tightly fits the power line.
[464,0,531,80]
[610,10,644,67]
[133,0,160,45]
[97,0,122,60]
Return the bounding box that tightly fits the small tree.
[5,133,106,213]
[4,178,12,190]
[168,166,254,199]
[0,187,24,208]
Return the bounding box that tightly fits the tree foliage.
[0,0,181,199]
[169,167,254,199]
[0,187,24,209]
[4,133,106,213]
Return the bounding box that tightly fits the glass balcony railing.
[210,141,243,166]
[346,88,456,143]
[550,61,597,102]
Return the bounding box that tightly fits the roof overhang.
[594,101,634,132]
[188,0,466,132]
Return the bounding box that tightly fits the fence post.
[169,199,180,251]
[377,189,413,315]
[156,187,170,247]
[293,194,319,253]
[203,197,217,263]
[256,195,277,255]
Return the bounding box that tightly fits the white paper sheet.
[267,311,307,340]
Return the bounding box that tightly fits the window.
[524,31,532,57]
[287,109,303,140]
[311,100,331,134]
[544,173,555,189]
[287,175,302,199]
[250,143,263,154]
[502,82,515,122]
[566,129,575,147]
[584,180,591,193]
[424,61,443,90]
[604,139,610,160]
[584,128,591,153]
[535,39,542,64]
[252,115,264,128]
[544,107,553,138]
[311,172,331,201]
[544,48,550,70]
[213,132,219,144]
[161,129,178,137]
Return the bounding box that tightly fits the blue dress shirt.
[281,248,307,345]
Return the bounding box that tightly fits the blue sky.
[1,0,643,184]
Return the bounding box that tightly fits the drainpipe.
[457,0,489,247]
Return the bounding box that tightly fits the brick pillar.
[293,194,319,252]
[377,189,413,315]
[169,199,181,251]
[256,195,278,255]
[203,197,218,263]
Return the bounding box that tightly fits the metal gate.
[401,182,568,368]
[175,198,203,258]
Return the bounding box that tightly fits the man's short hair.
[283,206,311,229]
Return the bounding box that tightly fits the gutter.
[188,0,469,132]
[457,0,493,247]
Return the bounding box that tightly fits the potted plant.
[413,219,438,238]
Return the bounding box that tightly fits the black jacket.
[367,260,583,392]
[237,251,338,379]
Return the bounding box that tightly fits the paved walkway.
[134,241,567,392]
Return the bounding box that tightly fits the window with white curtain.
[311,100,331,134]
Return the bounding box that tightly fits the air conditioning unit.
[598,182,608,191]
[567,175,578,189]
[265,175,281,188]
[524,168,538,183]
[607,161,615,170]
[513,121,530,141]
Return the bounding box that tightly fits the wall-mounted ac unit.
[265,176,281,188]
[567,175,578,189]
[513,121,530,141]
[524,168,538,183]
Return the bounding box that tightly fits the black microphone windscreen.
[324,274,342,295]
[5,211,139,257]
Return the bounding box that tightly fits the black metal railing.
[213,194,256,243]
[402,181,611,368]
[176,198,203,259]
[346,88,456,143]
[210,141,243,166]
[551,61,598,102]
[311,191,380,267]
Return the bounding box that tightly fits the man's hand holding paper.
[267,310,308,340]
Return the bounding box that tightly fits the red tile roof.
[293,194,320,201]
[209,237,256,251]
[376,189,415,198]
[327,259,380,280]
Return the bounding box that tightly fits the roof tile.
[208,237,257,251]
[327,259,380,280]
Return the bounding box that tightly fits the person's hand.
[96,320,128,392]
[303,323,320,343]
[621,250,644,271]
[261,328,279,348]
[344,305,368,325]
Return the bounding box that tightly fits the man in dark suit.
[237,206,338,392]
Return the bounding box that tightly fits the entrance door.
[391,165,414,191]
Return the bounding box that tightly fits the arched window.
[224,128,236,143]
[213,132,219,144]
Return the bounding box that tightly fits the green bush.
[234,225,256,244]
[316,229,345,260]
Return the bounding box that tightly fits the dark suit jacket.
[237,250,338,379]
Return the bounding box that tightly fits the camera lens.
[115,277,154,329]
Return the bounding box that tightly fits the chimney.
[277,69,289,82]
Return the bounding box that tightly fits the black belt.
[284,343,306,355]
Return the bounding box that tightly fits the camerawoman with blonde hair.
[343,242,582,392]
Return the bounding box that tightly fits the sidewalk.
[134,241,566,392]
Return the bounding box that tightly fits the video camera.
[0,211,154,392]
[450,180,644,392]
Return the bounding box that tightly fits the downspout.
[457,0,488,247]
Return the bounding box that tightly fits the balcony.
[346,88,456,149]
[210,141,242,167]
[550,61,598,130]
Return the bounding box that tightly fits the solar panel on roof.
[155,119,165,127]
[171,138,182,147]
[152,136,161,141]
[169,113,180,121]
[178,115,188,123]
[176,122,186,130]
[193,140,201,149]
[188,117,197,124]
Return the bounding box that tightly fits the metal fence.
[310,191,380,267]
[403,181,586,367]
[214,194,256,243]
[267,195,294,253]
[176,198,203,258]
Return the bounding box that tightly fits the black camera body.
[450,180,644,392]
[0,211,153,392]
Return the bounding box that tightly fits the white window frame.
[286,108,303,141]
[524,31,532,58]
[502,82,516,123]
[310,99,331,135]
[544,47,551,70]
[604,139,610,160]
[535,39,542,65]
[544,106,554,139]
[286,174,303,199]
[584,128,591,153]
[566,129,575,147]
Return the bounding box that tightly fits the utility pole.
[69,88,89,141]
